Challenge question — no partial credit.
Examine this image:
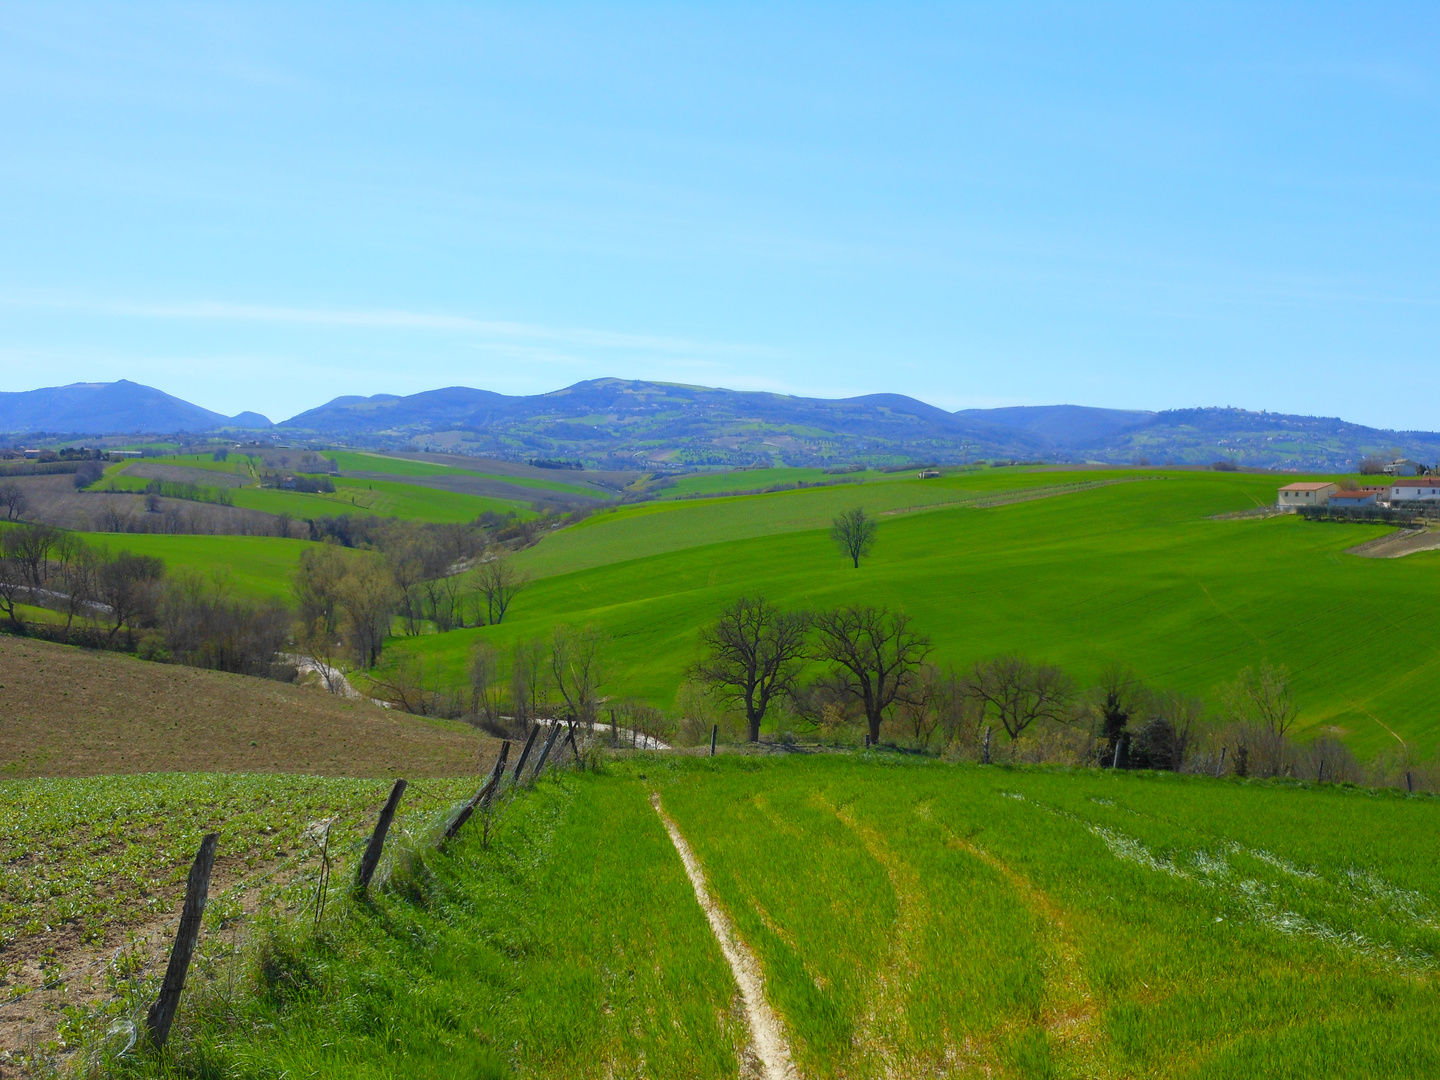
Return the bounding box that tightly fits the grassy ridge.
[392,472,1440,754]
[516,466,1116,579]
[659,755,1440,1078]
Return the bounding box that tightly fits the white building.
[1278,482,1336,508]
[1388,477,1440,502]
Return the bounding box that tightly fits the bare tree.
[549,623,608,727]
[966,655,1075,746]
[338,556,400,668]
[0,481,26,522]
[1219,661,1298,777]
[511,637,550,722]
[469,640,505,721]
[830,507,877,568]
[811,605,932,743]
[895,663,975,749]
[0,547,25,629]
[58,544,99,635]
[472,553,529,625]
[1358,455,1387,475]
[293,544,349,637]
[5,524,59,587]
[95,549,165,643]
[295,616,347,693]
[691,597,810,742]
[369,653,438,715]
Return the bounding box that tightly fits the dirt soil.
[1346,527,1440,559]
[0,636,485,778]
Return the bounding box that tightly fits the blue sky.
[0,4,1436,428]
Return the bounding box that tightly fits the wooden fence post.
[531,723,562,780]
[511,724,541,783]
[442,745,512,845]
[710,724,717,757]
[1407,771,1414,792]
[565,723,580,769]
[145,832,219,1051]
[1112,740,1123,770]
[1216,746,1226,778]
[481,741,511,810]
[982,727,991,765]
[355,779,406,894]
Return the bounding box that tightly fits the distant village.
[1278,458,1439,510]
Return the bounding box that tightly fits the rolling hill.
[6,377,1440,470]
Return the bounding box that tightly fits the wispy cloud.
[0,294,783,358]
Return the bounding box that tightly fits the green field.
[87,534,321,602]
[384,469,1440,756]
[84,756,1440,1078]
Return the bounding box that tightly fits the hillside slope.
[0,636,483,777]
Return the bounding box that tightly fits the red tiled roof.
[1391,477,1440,487]
[1278,482,1335,491]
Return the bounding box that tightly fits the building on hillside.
[1388,477,1440,503]
[1329,487,1386,508]
[1382,458,1429,476]
[917,469,940,479]
[1277,482,1336,508]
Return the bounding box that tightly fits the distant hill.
[5,376,1438,470]
[0,380,271,436]
[280,378,1440,471]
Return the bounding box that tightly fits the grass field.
[82,534,321,602]
[387,469,1440,756]
[657,466,855,498]
[82,755,1440,1079]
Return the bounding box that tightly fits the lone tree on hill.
[811,605,931,744]
[831,507,877,568]
[692,596,811,743]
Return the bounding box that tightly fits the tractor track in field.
[649,793,797,1080]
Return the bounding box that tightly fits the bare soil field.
[125,462,251,488]
[0,636,486,778]
[1346,525,1440,558]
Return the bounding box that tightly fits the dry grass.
[0,636,488,779]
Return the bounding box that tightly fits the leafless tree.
[293,544,349,637]
[0,481,26,522]
[1150,689,1204,770]
[550,623,608,727]
[5,524,59,587]
[1358,455,1387,475]
[511,637,550,722]
[95,549,165,643]
[58,544,99,635]
[0,548,24,629]
[895,663,976,749]
[369,653,440,715]
[472,553,529,625]
[338,556,400,668]
[691,596,810,742]
[966,655,1075,745]
[1219,661,1298,777]
[811,605,932,743]
[469,640,505,721]
[830,507,877,568]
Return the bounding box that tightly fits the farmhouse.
[1388,477,1440,503]
[1277,482,1336,508]
[1382,458,1429,477]
[1329,487,1386,508]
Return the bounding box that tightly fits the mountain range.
[4,377,1438,471]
